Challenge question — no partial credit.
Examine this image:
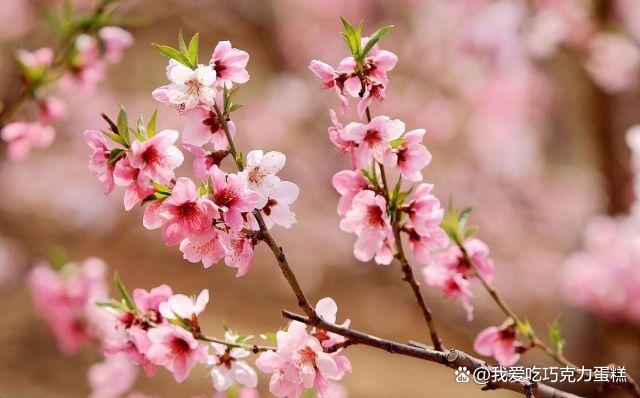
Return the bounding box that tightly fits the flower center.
[247,166,268,184]
[363,129,381,146]
[170,337,191,355]
[203,111,222,133]
[366,204,384,226]
[212,60,227,75]
[218,351,234,368]
[141,145,160,164]
[178,200,199,218]
[214,187,239,208]
[186,78,203,96]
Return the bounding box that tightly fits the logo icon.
[455,366,471,383]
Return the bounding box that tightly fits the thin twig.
[197,335,275,353]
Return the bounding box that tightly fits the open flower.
[113,157,155,211]
[331,169,368,217]
[423,263,474,321]
[158,177,217,246]
[84,130,116,193]
[218,230,256,277]
[133,284,173,324]
[394,129,431,182]
[404,184,445,239]
[210,166,260,230]
[154,60,217,111]
[341,116,404,168]
[242,150,287,207]
[209,41,250,87]
[256,321,341,398]
[182,105,236,149]
[208,342,258,391]
[88,354,138,398]
[129,129,184,185]
[339,190,394,264]
[159,289,209,321]
[179,228,226,269]
[473,322,527,366]
[146,324,209,383]
[257,180,299,229]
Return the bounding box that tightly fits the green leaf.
[463,226,478,240]
[340,17,359,58]
[147,109,158,137]
[151,43,192,68]
[458,206,473,230]
[361,24,394,61]
[178,29,188,59]
[108,148,125,164]
[152,181,172,195]
[187,33,199,66]
[101,129,127,147]
[228,103,243,113]
[389,138,405,148]
[117,105,130,145]
[135,114,147,140]
[96,300,127,311]
[49,246,68,270]
[114,272,136,312]
[516,319,533,339]
[549,317,566,355]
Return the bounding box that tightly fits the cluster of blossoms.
[85,35,298,277]
[27,258,142,397]
[256,298,351,397]
[1,15,132,161]
[311,20,529,369]
[311,27,447,266]
[83,32,350,397]
[96,276,350,397]
[27,257,111,354]
[561,125,640,326]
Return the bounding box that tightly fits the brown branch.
[371,113,443,351]
[283,310,583,398]
[214,103,317,320]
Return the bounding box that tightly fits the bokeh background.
[1,0,640,396]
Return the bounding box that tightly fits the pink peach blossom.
[146,324,209,383]
[16,47,53,69]
[84,129,116,193]
[331,169,368,217]
[159,177,217,246]
[473,323,526,366]
[182,106,236,149]
[256,321,341,398]
[210,166,260,230]
[129,129,184,185]
[218,230,255,277]
[209,41,250,87]
[339,190,394,264]
[423,262,474,321]
[113,157,155,211]
[394,129,431,182]
[208,342,258,391]
[39,96,67,124]
[133,284,173,323]
[98,26,134,63]
[341,116,404,169]
[179,229,226,269]
[154,61,217,111]
[159,289,209,321]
